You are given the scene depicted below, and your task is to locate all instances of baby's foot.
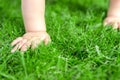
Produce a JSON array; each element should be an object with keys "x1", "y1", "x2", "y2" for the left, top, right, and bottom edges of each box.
[
  {"x1": 11, "y1": 31, "x2": 51, "y2": 53},
  {"x1": 104, "y1": 0, "x2": 120, "y2": 29}
]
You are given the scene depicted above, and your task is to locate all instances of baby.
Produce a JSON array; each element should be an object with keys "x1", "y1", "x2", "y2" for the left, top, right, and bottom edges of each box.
[{"x1": 11, "y1": 0, "x2": 120, "y2": 53}]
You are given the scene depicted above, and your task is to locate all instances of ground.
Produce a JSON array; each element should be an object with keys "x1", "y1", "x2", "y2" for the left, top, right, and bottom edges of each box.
[{"x1": 0, "y1": 0, "x2": 120, "y2": 80}]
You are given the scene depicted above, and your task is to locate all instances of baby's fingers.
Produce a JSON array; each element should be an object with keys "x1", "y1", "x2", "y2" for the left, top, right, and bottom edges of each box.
[
  {"x1": 44, "y1": 35, "x2": 51, "y2": 45},
  {"x1": 113, "y1": 22, "x2": 119, "y2": 29},
  {"x1": 20, "y1": 41, "x2": 31, "y2": 52},
  {"x1": 31, "y1": 38, "x2": 43, "y2": 49},
  {"x1": 11, "y1": 44, "x2": 19, "y2": 53},
  {"x1": 11, "y1": 37, "x2": 23, "y2": 46},
  {"x1": 17, "y1": 39, "x2": 27, "y2": 50}
]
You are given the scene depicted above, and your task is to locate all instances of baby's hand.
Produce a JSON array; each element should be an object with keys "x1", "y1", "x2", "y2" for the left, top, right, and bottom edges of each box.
[
  {"x1": 11, "y1": 31, "x2": 51, "y2": 53},
  {"x1": 104, "y1": 17, "x2": 120, "y2": 29},
  {"x1": 104, "y1": 0, "x2": 120, "y2": 29}
]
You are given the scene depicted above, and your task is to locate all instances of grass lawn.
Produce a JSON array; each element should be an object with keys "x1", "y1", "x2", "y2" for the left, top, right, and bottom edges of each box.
[{"x1": 0, "y1": 0, "x2": 120, "y2": 80}]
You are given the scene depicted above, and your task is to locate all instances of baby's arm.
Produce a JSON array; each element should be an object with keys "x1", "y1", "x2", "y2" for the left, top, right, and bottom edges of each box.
[
  {"x1": 104, "y1": 0, "x2": 120, "y2": 28},
  {"x1": 11, "y1": 0, "x2": 51, "y2": 53},
  {"x1": 22, "y1": 0, "x2": 46, "y2": 32}
]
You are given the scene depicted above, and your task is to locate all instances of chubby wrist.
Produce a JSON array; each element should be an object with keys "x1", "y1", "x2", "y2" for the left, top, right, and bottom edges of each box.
[
  {"x1": 25, "y1": 27, "x2": 46, "y2": 33},
  {"x1": 24, "y1": 18, "x2": 47, "y2": 32},
  {"x1": 26, "y1": 30, "x2": 46, "y2": 33}
]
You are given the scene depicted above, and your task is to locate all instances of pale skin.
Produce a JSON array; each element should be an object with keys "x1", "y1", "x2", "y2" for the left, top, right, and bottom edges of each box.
[
  {"x1": 104, "y1": 0, "x2": 120, "y2": 29},
  {"x1": 11, "y1": 0, "x2": 51, "y2": 53},
  {"x1": 11, "y1": 0, "x2": 120, "y2": 53}
]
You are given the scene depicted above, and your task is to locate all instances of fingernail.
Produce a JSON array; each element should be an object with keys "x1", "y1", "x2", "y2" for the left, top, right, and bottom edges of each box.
[
  {"x1": 11, "y1": 43, "x2": 13, "y2": 46},
  {"x1": 104, "y1": 22, "x2": 107, "y2": 26},
  {"x1": 11, "y1": 50, "x2": 14, "y2": 53},
  {"x1": 113, "y1": 23, "x2": 118, "y2": 29}
]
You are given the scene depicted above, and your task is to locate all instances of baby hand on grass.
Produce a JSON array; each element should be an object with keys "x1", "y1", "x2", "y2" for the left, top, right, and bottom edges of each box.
[
  {"x1": 11, "y1": 31, "x2": 51, "y2": 53},
  {"x1": 104, "y1": 17, "x2": 120, "y2": 29},
  {"x1": 104, "y1": 0, "x2": 120, "y2": 29}
]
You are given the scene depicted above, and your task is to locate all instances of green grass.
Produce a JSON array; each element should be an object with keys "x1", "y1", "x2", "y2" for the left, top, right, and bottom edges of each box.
[{"x1": 0, "y1": 0, "x2": 120, "y2": 80}]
